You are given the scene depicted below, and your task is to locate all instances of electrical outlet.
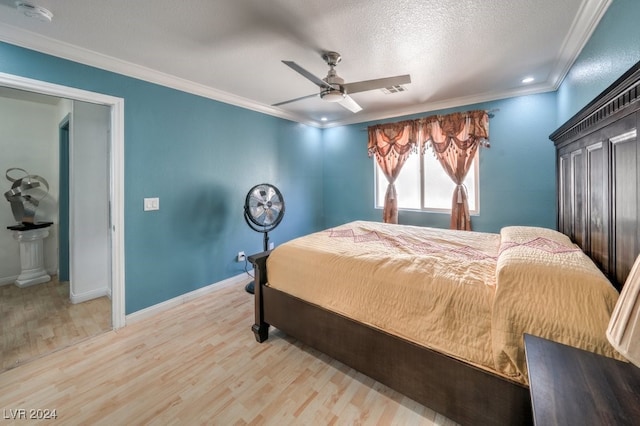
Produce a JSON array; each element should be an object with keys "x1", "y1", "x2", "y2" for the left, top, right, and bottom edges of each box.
[
  {"x1": 237, "y1": 251, "x2": 245, "y2": 262},
  {"x1": 268, "y1": 242, "x2": 274, "y2": 250}
]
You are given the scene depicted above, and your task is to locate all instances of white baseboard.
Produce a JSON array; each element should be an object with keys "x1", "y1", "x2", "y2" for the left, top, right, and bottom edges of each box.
[
  {"x1": 125, "y1": 271, "x2": 253, "y2": 325},
  {"x1": 0, "y1": 275, "x2": 19, "y2": 286},
  {"x1": 70, "y1": 287, "x2": 110, "y2": 304}
]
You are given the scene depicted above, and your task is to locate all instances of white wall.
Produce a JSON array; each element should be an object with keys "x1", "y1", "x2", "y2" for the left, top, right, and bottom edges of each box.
[
  {"x1": 69, "y1": 101, "x2": 111, "y2": 302},
  {"x1": 0, "y1": 92, "x2": 60, "y2": 284},
  {"x1": 0, "y1": 93, "x2": 110, "y2": 303}
]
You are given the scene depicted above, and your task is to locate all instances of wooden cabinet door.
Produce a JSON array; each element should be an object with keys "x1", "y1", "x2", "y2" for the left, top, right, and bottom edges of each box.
[
  {"x1": 557, "y1": 147, "x2": 587, "y2": 247},
  {"x1": 570, "y1": 149, "x2": 586, "y2": 248},
  {"x1": 609, "y1": 115, "x2": 638, "y2": 287},
  {"x1": 585, "y1": 140, "x2": 608, "y2": 274},
  {"x1": 558, "y1": 153, "x2": 572, "y2": 237}
]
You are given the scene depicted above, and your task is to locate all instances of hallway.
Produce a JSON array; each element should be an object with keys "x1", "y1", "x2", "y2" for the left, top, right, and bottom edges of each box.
[{"x1": 0, "y1": 276, "x2": 110, "y2": 371}]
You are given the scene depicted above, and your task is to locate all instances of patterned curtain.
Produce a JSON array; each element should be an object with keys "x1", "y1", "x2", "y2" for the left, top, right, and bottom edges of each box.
[
  {"x1": 367, "y1": 120, "x2": 417, "y2": 224},
  {"x1": 419, "y1": 110, "x2": 489, "y2": 230}
]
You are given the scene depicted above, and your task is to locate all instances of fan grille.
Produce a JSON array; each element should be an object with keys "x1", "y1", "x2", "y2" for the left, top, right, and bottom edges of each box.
[{"x1": 245, "y1": 184, "x2": 284, "y2": 230}]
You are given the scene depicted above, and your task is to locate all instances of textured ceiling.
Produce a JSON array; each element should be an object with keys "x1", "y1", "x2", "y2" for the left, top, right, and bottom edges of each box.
[{"x1": 0, "y1": 0, "x2": 611, "y2": 127}]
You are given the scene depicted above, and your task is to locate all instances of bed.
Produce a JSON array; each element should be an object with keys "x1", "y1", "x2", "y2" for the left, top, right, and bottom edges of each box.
[
  {"x1": 250, "y1": 222, "x2": 620, "y2": 424},
  {"x1": 250, "y1": 61, "x2": 640, "y2": 426}
]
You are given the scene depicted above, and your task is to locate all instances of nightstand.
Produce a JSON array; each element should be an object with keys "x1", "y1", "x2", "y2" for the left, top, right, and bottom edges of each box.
[{"x1": 524, "y1": 333, "x2": 640, "y2": 425}]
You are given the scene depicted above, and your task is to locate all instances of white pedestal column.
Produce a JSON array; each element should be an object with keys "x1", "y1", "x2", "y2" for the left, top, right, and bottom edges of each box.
[{"x1": 11, "y1": 226, "x2": 51, "y2": 288}]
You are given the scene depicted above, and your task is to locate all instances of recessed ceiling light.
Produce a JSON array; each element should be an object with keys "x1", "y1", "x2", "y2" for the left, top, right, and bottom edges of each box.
[
  {"x1": 522, "y1": 77, "x2": 535, "y2": 84},
  {"x1": 320, "y1": 117, "x2": 328, "y2": 122},
  {"x1": 15, "y1": 1, "x2": 53, "y2": 22}
]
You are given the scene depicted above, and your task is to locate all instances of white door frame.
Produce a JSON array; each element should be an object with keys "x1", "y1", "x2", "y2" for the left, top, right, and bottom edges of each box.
[{"x1": 0, "y1": 71, "x2": 125, "y2": 329}]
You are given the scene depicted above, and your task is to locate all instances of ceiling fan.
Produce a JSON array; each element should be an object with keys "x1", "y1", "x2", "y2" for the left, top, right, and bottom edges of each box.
[{"x1": 273, "y1": 51, "x2": 411, "y2": 113}]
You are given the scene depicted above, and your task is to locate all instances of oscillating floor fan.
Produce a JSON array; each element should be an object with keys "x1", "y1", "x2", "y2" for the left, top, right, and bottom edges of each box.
[{"x1": 243, "y1": 183, "x2": 285, "y2": 294}]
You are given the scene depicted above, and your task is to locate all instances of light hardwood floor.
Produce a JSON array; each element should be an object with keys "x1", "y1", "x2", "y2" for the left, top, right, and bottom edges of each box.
[
  {"x1": 0, "y1": 278, "x2": 458, "y2": 425},
  {"x1": 0, "y1": 276, "x2": 111, "y2": 371}
]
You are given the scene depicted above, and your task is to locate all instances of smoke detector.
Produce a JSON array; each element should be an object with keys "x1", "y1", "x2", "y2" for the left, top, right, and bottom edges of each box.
[{"x1": 15, "y1": 2, "x2": 53, "y2": 22}]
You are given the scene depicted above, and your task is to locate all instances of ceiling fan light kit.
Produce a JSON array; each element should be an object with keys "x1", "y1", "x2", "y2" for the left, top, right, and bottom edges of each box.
[
  {"x1": 274, "y1": 51, "x2": 410, "y2": 114},
  {"x1": 320, "y1": 88, "x2": 345, "y2": 102}
]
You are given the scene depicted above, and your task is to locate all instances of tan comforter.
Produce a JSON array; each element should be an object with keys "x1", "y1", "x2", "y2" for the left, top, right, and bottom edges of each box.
[
  {"x1": 266, "y1": 221, "x2": 620, "y2": 384},
  {"x1": 492, "y1": 226, "x2": 622, "y2": 382}
]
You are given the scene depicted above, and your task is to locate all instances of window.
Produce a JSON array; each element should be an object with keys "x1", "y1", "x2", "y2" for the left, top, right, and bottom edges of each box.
[{"x1": 374, "y1": 150, "x2": 479, "y2": 213}]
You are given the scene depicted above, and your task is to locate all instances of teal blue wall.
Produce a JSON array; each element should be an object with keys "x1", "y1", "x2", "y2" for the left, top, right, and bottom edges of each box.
[
  {"x1": 0, "y1": 42, "x2": 323, "y2": 313},
  {"x1": 2, "y1": 0, "x2": 638, "y2": 313},
  {"x1": 557, "y1": 0, "x2": 640, "y2": 123},
  {"x1": 322, "y1": 92, "x2": 558, "y2": 233}
]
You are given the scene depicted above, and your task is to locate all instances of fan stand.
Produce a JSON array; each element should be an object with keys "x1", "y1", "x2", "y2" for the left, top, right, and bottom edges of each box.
[
  {"x1": 243, "y1": 183, "x2": 285, "y2": 295},
  {"x1": 245, "y1": 231, "x2": 270, "y2": 294}
]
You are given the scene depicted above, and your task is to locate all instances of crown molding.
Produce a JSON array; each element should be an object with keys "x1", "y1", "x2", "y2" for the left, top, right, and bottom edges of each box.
[
  {"x1": 0, "y1": 0, "x2": 610, "y2": 130},
  {"x1": 547, "y1": 0, "x2": 612, "y2": 91},
  {"x1": 0, "y1": 23, "x2": 322, "y2": 127},
  {"x1": 325, "y1": 83, "x2": 557, "y2": 128},
  {"x1": 550, "y1": 59, "x2": 640, "y2": 147}
]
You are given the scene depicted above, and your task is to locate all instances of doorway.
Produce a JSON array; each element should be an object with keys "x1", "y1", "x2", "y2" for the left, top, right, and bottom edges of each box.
[{"x1": 0, "y1": 73, "x2": 125, "y2": 330}]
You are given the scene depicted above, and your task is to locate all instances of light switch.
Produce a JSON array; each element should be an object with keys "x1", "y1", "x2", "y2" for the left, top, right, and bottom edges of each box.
[{"x1": 144, "y1": 197, "x2": 159, "y2": 211}]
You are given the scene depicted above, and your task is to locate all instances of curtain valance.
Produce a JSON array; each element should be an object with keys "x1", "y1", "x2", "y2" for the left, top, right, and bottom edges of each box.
[
  {"x1": 367, "y1": 120, "x2": 418, "y2": 162},
  {"x1": 418, "y1": 110, "x2": 489, "y2": 153}
]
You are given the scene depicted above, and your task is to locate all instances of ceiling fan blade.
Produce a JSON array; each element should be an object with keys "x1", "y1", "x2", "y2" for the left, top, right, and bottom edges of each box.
[
  {"x1": 343, "y1": 74, "x2": 411, "y2": 94},
  {"x1": 338, "y1": 95, "x2": 362, "y2": 113},
  {"x1": 282, "y1": 61, "x2": 332, "y2": 89},
  {"x1": 272, "y1": 93, "x2": 318, "y2": 107}
]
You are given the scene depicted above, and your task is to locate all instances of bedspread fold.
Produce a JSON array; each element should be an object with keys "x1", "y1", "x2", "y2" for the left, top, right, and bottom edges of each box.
[{"x1": 492, "y1": 226, "x2": 621, "y2": 383}]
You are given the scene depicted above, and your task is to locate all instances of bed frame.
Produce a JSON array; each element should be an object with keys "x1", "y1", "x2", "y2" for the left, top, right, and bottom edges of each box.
[
  {"x1": 249, "y1": 252, "x2": 531, "y2": 425},
  {"x1": 249, "y1": 60, "x2": 640, "y2": 425}
]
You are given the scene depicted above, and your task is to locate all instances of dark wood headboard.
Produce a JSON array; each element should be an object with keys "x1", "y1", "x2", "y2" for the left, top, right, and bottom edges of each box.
[{"x1": 550, "y1": 60, "x2": 640, "y2": 290}]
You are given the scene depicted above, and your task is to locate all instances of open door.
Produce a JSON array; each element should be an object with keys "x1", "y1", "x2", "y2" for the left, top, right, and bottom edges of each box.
[
  {"x1": 58, "y1": 116, "x2": 70, "y2": 282},
  {"x1": 68, "y1": 101, "x2": 111, "y2": 304}
]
